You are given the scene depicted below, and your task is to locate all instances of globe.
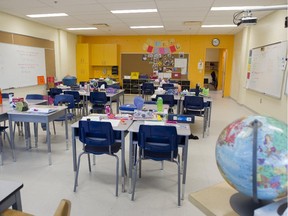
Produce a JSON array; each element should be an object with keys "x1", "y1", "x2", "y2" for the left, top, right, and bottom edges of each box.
[{"x1": 215, "y1": 115, "x2": 288, "y2": 200}]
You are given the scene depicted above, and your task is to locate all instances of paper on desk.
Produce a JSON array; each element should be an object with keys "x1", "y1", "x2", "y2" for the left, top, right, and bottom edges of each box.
[
  {"x1": 101, "y1": 119, "x2": 120, "y2": 127},
  {"x1": 81, "y1": 116, "x2": 101, "y2": 121},
  {"x1": 144, "y1": 121, "x2": 165, "y2": 126},
  {"x1": 28, "y1": 107, "x2": 56, "y2": 113}
]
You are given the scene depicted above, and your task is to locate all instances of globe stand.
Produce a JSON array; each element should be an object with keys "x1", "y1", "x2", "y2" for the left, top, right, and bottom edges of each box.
[{"x1": 229, "y1": 193, "x2": 272, "y2": 216}]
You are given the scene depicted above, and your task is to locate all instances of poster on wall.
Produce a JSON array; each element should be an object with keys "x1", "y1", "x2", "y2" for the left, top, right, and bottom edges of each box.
[{"x1": 174, "y1": 58, "x2": 187, "y2": 74}]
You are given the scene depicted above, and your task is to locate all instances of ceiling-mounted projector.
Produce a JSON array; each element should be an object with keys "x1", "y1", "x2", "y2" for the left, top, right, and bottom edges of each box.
[{"x1": 240, "y1": 16, "x2": 257, "y2": 26}]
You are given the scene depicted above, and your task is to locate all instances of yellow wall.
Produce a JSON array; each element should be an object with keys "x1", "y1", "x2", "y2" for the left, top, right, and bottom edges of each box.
[{"x1": 78, "y1": 35, "x2": 234, "y2": 96}]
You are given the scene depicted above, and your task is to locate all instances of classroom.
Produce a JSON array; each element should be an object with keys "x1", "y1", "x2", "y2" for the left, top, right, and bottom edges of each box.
[{"x1": 0, "y1": 1, "x2": 287, "y2": 215}]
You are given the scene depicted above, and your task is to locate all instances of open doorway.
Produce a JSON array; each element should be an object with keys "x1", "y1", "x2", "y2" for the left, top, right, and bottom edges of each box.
[{"x1": 205, "y1": 48, "x2": 227, "y2": 96}]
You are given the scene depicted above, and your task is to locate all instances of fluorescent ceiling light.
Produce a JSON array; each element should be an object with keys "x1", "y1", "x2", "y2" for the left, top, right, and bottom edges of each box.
[
  {"x1": 130, "y1": 25, "x2": 164, "y2": 29},
  {"x1": 211, "y1": 5, "x2": 288, "y2": 11},
  {"x1": 111, "y1": 9, "x2": 157, "y2": 14},
  {"x1": 27, "y1": 13, "x2": 68, "y2": 18},
  {"x1": 67, "y1": 27, "x2": 97, "y2": 30},
  {"x1": 202, "y1": 24, "x2": 237, "y2": 28}
]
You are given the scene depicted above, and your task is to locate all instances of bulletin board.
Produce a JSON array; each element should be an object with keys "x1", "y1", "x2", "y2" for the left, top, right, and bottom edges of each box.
[
  {"x1": 121, "y1": 53, "x2": 188, "y2": 79},
  {"x1": 0, "y1": 31, "x2": 55, "y2": 89},
  {"x1": 246, "y1": 41, "x2": 287, "y2": 98}
]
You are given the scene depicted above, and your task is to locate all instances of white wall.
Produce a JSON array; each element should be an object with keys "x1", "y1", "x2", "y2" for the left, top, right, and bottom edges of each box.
[
  {"x1": 0, "y1": 12, "x2": 77, "y2": 97},
  {"x1": 231, "y1": 10, "x2": 288, "y2": 123}
]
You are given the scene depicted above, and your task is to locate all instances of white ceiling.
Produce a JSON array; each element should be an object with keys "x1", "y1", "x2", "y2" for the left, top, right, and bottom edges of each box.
[{"x1": 0, "y1": 0, "x2": 286, "y2": 36}]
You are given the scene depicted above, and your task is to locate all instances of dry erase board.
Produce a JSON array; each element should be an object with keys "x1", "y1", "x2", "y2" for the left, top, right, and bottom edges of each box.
[
  {"x1": 0, "y1": 42, "x2": 46, "y2": 89},
  {"x1": 246, "y1": 41, "x2": 287, "y2": 98}
]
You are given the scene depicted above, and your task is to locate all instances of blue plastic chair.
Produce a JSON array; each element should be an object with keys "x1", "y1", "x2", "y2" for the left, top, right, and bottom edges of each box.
[
  {"x1": 26, "y1": 94, "x2": 44, "y2": 100},
  {"x1": 142, "y1": 82, "x2": 154, "y2": 101},
  {"x1": 97, "y1": 81, "x2": 107, "y2": 89},
  {"x1": 49, "y1": 88, "x2": 63, "y2": 99},
  {"x1": 131, "y1": 125, "x2": 181, "y2": 206},
  {"x1": 89, "y1": 92, "x2": 108, "y2": 114},
  {"x1": 52, "y1": 94, "x2": 75, "y2": 134},
  {"x1": 162, "y1": 83, "x2": 174, "y2": 91},
  {"x1": 2, "y1": 92, "x2": 14, "y2": 98},
  {"x1": 183, "y1": 96, "x2": 208, "y2": 137},
  {"x1": 74, "y1": 121, "x2": 121, "y2": 196},
  {"x1": 64, "y1": 91, "x2": 84, "y2": 117}
]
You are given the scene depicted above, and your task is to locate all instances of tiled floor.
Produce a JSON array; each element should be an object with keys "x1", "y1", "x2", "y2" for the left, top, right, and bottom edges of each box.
[{"x1": 0, "y1": 91, "x2": 255, "y2": 216}]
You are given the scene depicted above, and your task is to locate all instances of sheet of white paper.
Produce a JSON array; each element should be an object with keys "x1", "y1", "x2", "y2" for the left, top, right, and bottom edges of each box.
[
  {"x1": 28, "y1": 107, "x2": 56, "y2": 114},
  {"x1": 101, "y1": 119, "x2": 120, "y2": 127},
  {"x1": 144, "y1": 121, "x2": 165, "y2": 126}
]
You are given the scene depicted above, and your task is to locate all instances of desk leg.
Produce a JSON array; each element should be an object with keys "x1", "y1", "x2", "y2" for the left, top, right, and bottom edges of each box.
[
  {"x1": 46, "y1": 122, "x2": 52, "y2": 165},
  {"x1": 182, "y1": 136, "x2": 189, "y2": 200},
  {"x1": 128, "y1": 132, "x2": 133, "y2": 193},
  {"x1": 34, "y1": 123, "x2": 38, "y2": 148},
  {"x1": 65, "y1": 110, "x2": 69, "y2": 150},
  {"x1": 8, "y1": 118, "x2": 16, "y2": 162},
  {"x1": 72, "y1": 128, "x2": 77, "y2": 172},
  {"x1": 12, "y1": 191, "x2": 22, "y2": 211},
  {"x1": 121, "y1": 131, "x2": 125, "y2": 192},
  {"x1": 24, "y1": 122, "x2": 31, "y2": 150}
]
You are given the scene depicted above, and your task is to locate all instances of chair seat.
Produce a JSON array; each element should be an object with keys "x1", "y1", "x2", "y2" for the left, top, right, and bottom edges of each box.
[{"x1": 85, "y1": 142, "x2": 121, "y2": 155}]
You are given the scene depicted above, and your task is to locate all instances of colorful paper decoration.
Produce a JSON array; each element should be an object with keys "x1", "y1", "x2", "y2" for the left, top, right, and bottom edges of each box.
[
  {"x1": 147, "y1": 45, "x2": 153, "y2": 53},
  {"x1": 37, "y1": 76, "x2": 45, "y2": 85},
  {"x1": 169, "y1": 45, "x2": 176, "y2": 53}
]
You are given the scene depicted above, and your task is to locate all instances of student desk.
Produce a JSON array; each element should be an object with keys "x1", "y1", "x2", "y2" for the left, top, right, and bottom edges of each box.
[
  {"x1": 128, "y1": 120, "x2": 191, "y2": 201},
  {"x1": 71, "y1": 116, "x2": 133, "y2": 192},
  {"x1": 7, "y1": 105, "x2": 68, "y2": 165},
  {"x1": 0, "y1": 180, "x2": 23, "y2": 212}
]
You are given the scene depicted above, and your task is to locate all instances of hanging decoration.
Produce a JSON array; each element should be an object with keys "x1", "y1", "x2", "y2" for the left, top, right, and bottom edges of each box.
[{"x1": 142, "y1": 38, "x2": 182, "y2": 73}]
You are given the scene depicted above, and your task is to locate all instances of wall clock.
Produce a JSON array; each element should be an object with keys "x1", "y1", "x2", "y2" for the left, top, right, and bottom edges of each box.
[{"x1": 212, "y1": 38, "x2": 220, "y2": 47}]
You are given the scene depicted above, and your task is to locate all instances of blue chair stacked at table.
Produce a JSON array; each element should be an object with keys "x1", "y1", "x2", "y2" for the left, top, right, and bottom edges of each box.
[
  {"x1": 53, "y1": 94, "x2": 75, "y2": 134},
  {"x1": 49, "y1": 88, "x2": 63, "y2": 99},
  {"x1": 64, "y1": 91, "x2": 84, "y2": 117},
  {"x1": 97, "y1": 81, "x2": 107, "y2": 89},
  {"x1": 131, "y1": 125, "x2": 181, "y2": 206},
  {"x1": 183, "y1": 95, "x2": 208, "y2": 137},
  {"x1": 74, "y1": 121, "x2": 121, "y2": 196},
  {"x1": 89, "y1": 91, "x2": 108, "y2": 114},
  {"x1": 162, "y1": 83, "x2": 174, "y2": 91},
  {"x1": 142, "y1": 82, "x2": 155, "y2": 101}
]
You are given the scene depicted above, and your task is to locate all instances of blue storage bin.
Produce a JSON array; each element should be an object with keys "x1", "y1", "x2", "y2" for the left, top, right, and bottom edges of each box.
[{"x1": 63, "y1": 76, "x2": 77, "y2": 86}]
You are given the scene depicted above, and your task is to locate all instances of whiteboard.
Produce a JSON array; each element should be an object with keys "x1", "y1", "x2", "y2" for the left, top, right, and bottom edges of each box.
[
  {"x1": 246, "y1": 41, "x2": 287, "y2": 98},
  {"x1": 0, "y1": 42, "x2": 46, "y2": 89}
]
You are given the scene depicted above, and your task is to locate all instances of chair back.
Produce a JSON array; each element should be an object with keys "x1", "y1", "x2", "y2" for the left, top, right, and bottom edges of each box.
[
  {"x1": 162, "y1": 83, "x2": 174, "y2": 91},
  {"x1": 156, "y1": 94, "x2": 175, "y2": 107},
  {"x1": 2, "y1": 93, "x2": 14, "y2": 98},
  {"x1": 26, "y1": 94, "x2": 44, "y2": 100},
  {"x1": 79, "y1": 121, "x2": 115, "y2": 153},
  {"x1": 97, "y1": 81, "x2": 108, "y2": 89},
  {"x1": 64, "y1": 91, "x2": 81, "y2": 103},
  {"x1": 138, "y1": 125, "x2": 178, "y2": 161},
  {"x1": 54, "y1": 94, "x2": 75, "y2": 109},
  {"x1": 183, "y1": 95, "x2": 204, "y2": 110},
  {"x1": 89, "y1": 91, "x2": 107, "y2": 105},
  {"x1": 49, "y1": 88, "x2": 63, "y2": 98},
  {"x1": 142, "y1": 82, "x2": 154, "y2": 94}
]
